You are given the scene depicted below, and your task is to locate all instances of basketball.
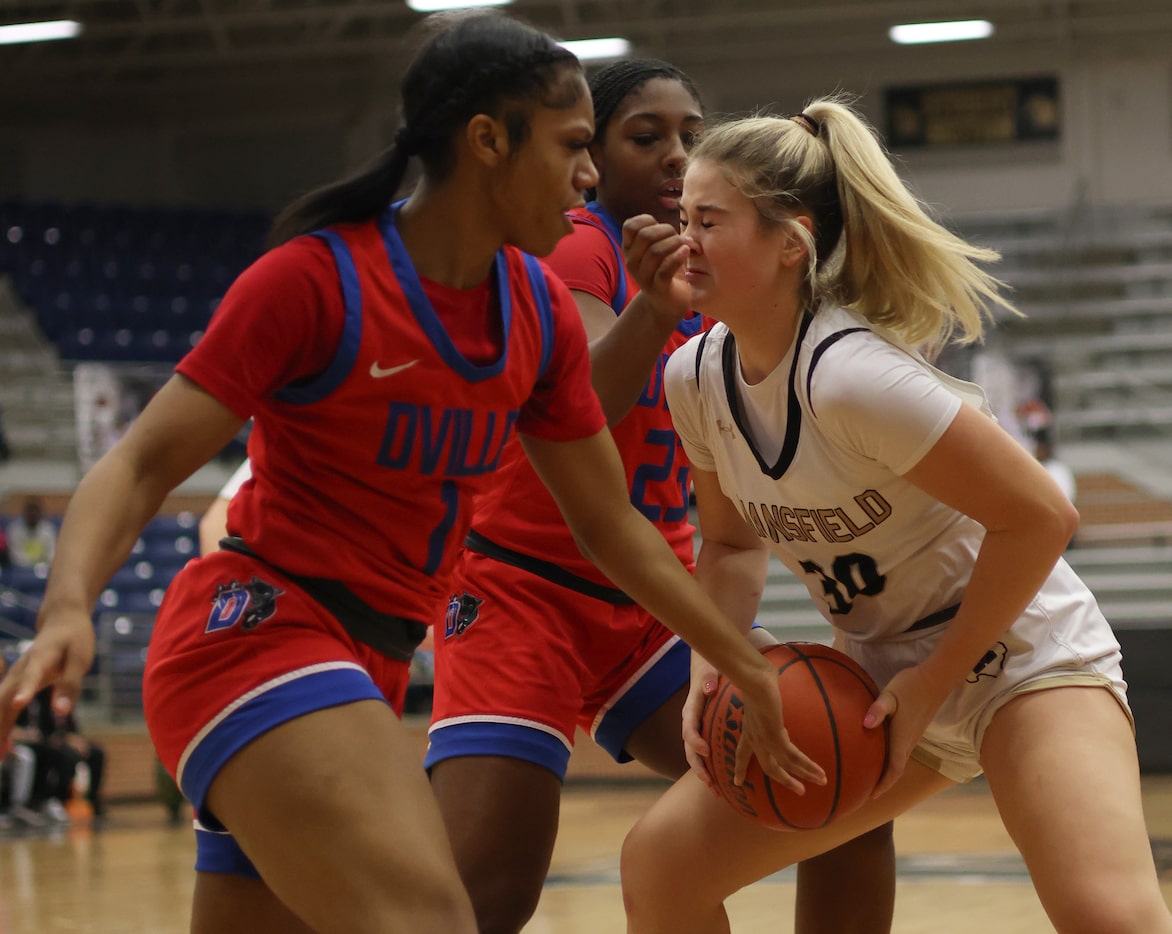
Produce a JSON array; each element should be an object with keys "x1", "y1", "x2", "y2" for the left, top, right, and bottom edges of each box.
[{"x1": 699, "y1": 642, "x2": 888, "y2": 831}]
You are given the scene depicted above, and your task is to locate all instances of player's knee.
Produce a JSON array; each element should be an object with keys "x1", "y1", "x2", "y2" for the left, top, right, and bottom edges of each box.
[
  {"x1": 383, "y1": 876, "x2": 477, "y2": 934},
  {"x1": 465, "y1": 876, "x2": 543, "y2": 934},
  {"x1": 1045, "y1": 875, "x2": 1169, "y2": 934},
  {"x1": 620, "y1": 814, "x2": 680, "y2": 913}
]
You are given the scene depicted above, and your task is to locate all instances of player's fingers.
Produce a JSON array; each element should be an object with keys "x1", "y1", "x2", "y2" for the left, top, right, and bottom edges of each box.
[
  {"x1": 863, "y1": 690, "x2": 898, "y2": 729},
  {"x1": 620, "y1": 213, "x2": 659, "y2": 250},
  {"x1": 682, "y1": 721, "x2": 708, "y2": 756},
  {"x1": 50, "y1": 665, "x2": 84, "y2": 717},
  {"x1": 627, "y1": 223, "x2": 683, "y2": 273},
  {"x1": 0, "y1": 658, "x2": 33, "y2": 747},
  {"x1": 53, "y1": 650, "x2": 89, "y2": 716},
  {"x1": 749, "y1": 724, "x2": 826, "y2": 787},
  {"x1": 8, "y1": 651, "x2": 49, "y2": 708},
  {"x1": 732, "y1": 732, "x2": 807, "y2": 791},
  {"x1": 772, "y1": 741, "x2": 826, "y2": 787},
  {"x1": 652, "y1": 244, "x2": 690, "y2": 284},
  {"x1": 643, "y1": 229, "x2": 686, "y2": 260},
  {"x1": 684, "y1": 744, "x2": 717, "y2": 792}
]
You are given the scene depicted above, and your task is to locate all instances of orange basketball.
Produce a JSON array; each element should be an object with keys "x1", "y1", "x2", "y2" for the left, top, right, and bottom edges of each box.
[{"x1": 699, "y1": 642, "x2": 888, "y2": 831}]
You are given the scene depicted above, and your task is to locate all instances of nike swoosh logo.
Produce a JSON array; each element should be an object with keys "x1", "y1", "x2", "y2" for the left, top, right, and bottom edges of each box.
[{"x1": 370, "y1": 360, "x2": 420, "y2": 378}]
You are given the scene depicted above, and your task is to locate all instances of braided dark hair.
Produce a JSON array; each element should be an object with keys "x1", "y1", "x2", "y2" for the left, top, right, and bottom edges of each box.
[
  {"x1": 269, "y1": 11, "x2": 581, "y2": 247},
  {"x1": 588, "y1": 59, "x2": 703, "y2": 147}
]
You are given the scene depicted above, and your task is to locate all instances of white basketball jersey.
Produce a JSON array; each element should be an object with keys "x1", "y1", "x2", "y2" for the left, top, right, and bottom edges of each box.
[{"x1": 665, "y1": 305, "x2": 1097, "y2": 643}]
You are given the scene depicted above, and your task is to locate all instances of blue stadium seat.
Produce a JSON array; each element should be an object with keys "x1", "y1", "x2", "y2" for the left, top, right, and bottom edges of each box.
[
  {"x1": 118, "y1": 590, "x2": 162, "y2": 616},
  {"x1": 1, "y1": 565, "x2": 50, "y2": 596}
]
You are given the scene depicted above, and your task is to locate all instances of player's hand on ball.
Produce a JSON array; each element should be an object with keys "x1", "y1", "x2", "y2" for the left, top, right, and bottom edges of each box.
[
  {"x1": 682, "y1": 661, "x2": 720, "y2": 793},
  {"x1": 865, "y1": 664, "x2": 947, "y2": 796},
  {"x1": 736, "y1": 664, "x2": 827, "y2": 794}
]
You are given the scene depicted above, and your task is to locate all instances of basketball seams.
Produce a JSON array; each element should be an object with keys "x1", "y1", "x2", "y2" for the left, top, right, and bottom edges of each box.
[
  {"x1": 788, "y1": 645, "x2": 843, "y2": 828},
  {"x1": 781, "y1": 644, "x2": 891, "y2": 784},
  {"x1": 768, "y1": 646, "x2": 843, "y2": 825}
]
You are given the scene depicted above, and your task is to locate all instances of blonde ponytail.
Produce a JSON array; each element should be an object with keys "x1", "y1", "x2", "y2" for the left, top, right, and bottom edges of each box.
[{"x1": 689, "y1": 96, "x2": 1018, "y2": 351}]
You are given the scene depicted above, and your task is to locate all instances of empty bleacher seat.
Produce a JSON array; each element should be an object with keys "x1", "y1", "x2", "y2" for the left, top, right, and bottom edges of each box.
[
  {"x1": 1, "y1": 564, "x2": 50, "y2": 596},
  {"x1": 0, "y1": 200, "x2": 269, "y2": 366}
]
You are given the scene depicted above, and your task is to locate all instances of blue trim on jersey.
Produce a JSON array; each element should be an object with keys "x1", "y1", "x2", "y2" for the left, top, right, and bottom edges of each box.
[
  {"x1": 593, "y1": 637, "x2": 690, "y2": 763},
  {"x1": 581, "y1": 202, "x2": 628, "y2": 313},
  {"x1": 424, "y1": 721, "x2": 573, "y2": 780},
  {"x1": 379, "y1": 202, "x2": 511, "y2": 382},
  {"x1": 195, "y1": 826, "x2": 263, "y2": 879},
  {"x1": 180, "y1": 667, "x2": 384, "y2": 830},
  {"x1": 275, "y1": 229, "x2": 364, "y2": 405},
  {"x1": 676, "y1": 314, "x2": 705, "y2": 338},
  {"x1": 521, "y1": 254, "x2": 556, "y2": 381}
]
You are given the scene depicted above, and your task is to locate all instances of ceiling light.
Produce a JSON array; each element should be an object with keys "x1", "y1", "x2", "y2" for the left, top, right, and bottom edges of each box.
[
  {"x1": 889, "y1": 20, "x2": 994, "y2": 45},
  {"x1": 405, "y1": 0, "x2": 512, "y2": 11},
  {"x1": 0, "y1": 19, "x2": 83, "y2": 45},
  {"x1": 559, "y1": 37, "x2": 631, "y2": 62}
]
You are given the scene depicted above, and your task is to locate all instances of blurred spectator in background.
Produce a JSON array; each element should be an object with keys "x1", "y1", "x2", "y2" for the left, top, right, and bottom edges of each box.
[
  {"x1": 0, "y1": 522, "x2": 10, "y2": 570},
  {"x1": 13, "y1": 684, "x2": 107, "y2": 822},
  {"x1": 0, "y1": 736, "x2": 44, "y2": 830},
  {"x1": 6, "y1": 497, "x2": 57, "y2": 568}
]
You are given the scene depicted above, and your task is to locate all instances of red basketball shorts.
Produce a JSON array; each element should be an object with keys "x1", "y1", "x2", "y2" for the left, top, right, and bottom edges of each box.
[
  {"x1": 425, "y1": 549, "x2": 690, "y2": 779},
  {"x1": 143, "y1": 550, "x2": 411, "y2": 876}
]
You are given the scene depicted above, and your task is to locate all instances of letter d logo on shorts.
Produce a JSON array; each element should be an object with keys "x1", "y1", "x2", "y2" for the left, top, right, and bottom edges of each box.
[
  {"x1": 206, "y1": 577, "x2": 285, "y2": 634},
  {"x1": 444, "y1": 591, "x2": 484, "y2": 639}
]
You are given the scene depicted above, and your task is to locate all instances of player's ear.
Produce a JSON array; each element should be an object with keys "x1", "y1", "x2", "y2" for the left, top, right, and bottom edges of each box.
[
  {"x1": 466, "y1": 114, "x2": 508, "y2": 168},
  {"x1": 779, "y1": 214, "x2": 814, "y2": 268}
]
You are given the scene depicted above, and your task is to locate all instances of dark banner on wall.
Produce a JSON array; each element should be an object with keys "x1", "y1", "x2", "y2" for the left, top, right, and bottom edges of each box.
[{"x1": 885, "y1": 76, "x2": 1060, "y2": 149}]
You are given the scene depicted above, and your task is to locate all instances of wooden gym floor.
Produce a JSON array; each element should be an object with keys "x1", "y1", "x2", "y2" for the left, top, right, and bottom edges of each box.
[{"x1": 2, "y1": 775, "x2": 1171, "y2": 933}]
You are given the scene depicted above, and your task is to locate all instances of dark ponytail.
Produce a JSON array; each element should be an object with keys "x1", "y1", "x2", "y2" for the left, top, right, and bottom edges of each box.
[
  {"x1": 267, "y1": 144, "x2": 412, "y2": 248},
  {"x1": 267, "y1": 10, "x2": 581, "y2": 248}
]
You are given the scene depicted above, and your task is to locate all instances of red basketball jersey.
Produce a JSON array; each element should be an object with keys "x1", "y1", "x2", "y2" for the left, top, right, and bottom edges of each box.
[
  {"x1": 469, "y1": 203, "x2": 703, "y2": 588},
  {"x1": 178, "y1": 205, "x2": 605, "y2": 624}
]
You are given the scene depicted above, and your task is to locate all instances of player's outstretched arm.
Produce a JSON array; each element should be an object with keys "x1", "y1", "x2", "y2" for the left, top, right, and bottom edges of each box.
[
  {"x1": 521, "y1": 428, "x2": 825, "y2": 793},
  {"x1": 0, "y1": 375, "x2": 245, "y2": 748}
]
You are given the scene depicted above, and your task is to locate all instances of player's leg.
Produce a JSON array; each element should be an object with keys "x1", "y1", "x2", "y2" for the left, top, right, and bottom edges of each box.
[
  {"x1": 191, "y1": 873, "x2": 316, "y2": 934},
  {"x1": 625, "y1": 684, "x2": 897, "y2": 933},
  {"x1": 429, "y1": 756, "x2": 562, "y2": 934},
  {"x1": 197, "y1": 699, "x2": 476, "y2": 934},
  {"x1": 621, "y1": 759, "x2": 948, "y2": 934},
  {"x1": 146, "y1": 551, "x2": 475, "y2": 934},
  {"x1": 980, "y1": 685, "x2": 1172, "y2": 934},
  {"x1": 792, "y1": 821, "x2": 896, "y2": 934},
  {"x1": 428, "y1": 553, "x2": 594, "y2": 933},
  {"x1": 615, "y1": 622, "x2": 897, "y2": 934}
]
